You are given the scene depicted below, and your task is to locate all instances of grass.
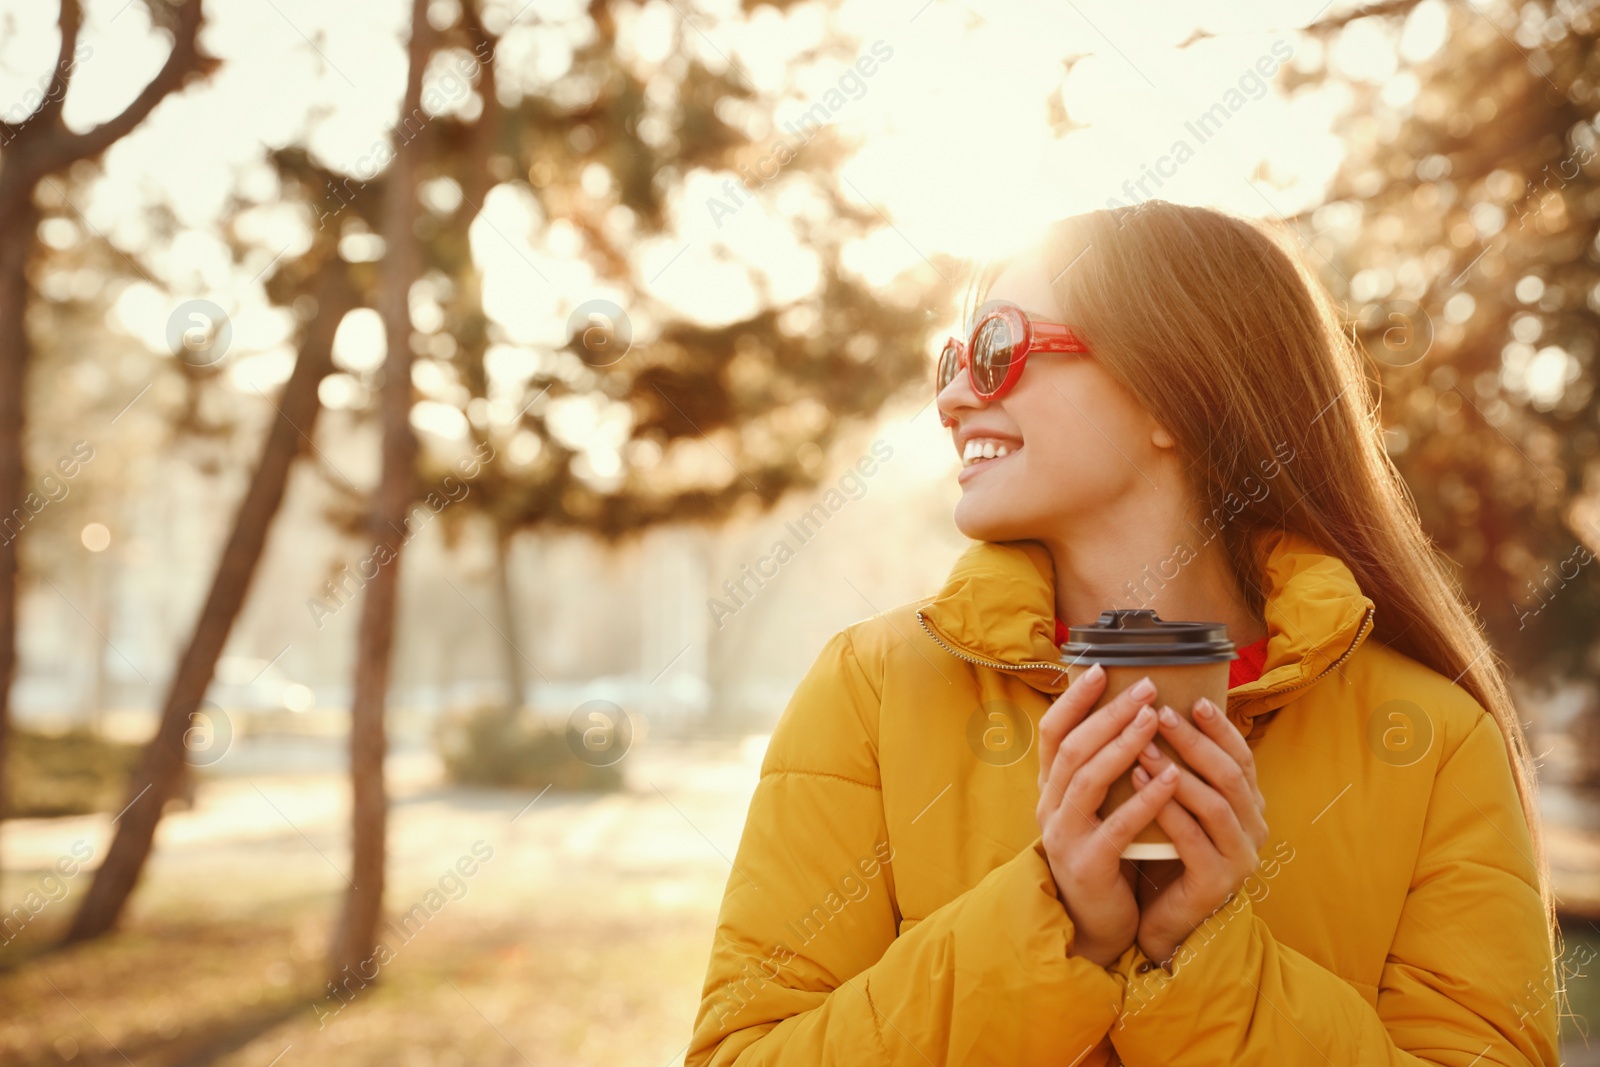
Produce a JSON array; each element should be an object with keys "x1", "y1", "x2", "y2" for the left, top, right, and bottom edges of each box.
[
  {"x1": 0, "y1": 737, "x2": 749, "y2": 1066},
  {"x1": 5, "y1": 729, "x2": 142, "y2": 819},
  {"x1": 435, "y1": 706, "x2": 625, "y2": 792},
  {"x1": 0, "y1": 907, "x2": 710, "y2": 1067}
]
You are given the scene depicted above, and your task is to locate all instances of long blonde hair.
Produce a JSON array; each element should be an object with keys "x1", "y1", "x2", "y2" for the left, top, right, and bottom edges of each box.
[{"x1": 971, "y1": 200, "x2": 1564, "y2": 982}]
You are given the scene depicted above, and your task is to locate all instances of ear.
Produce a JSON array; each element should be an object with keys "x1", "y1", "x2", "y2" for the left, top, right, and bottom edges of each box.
[{"x1": 1151, "y1": 422, "x2": 1176, "y2": 449}]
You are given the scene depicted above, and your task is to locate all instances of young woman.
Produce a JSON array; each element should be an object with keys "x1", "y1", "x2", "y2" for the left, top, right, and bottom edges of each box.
[{"x1": 685, "y1": 201, "x2": 1564, "y2": 1066}]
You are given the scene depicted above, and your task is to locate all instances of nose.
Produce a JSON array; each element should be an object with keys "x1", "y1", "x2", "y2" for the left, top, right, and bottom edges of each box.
[{"x1": 936, "y1": 355, "x2": 988, "y2": 430}]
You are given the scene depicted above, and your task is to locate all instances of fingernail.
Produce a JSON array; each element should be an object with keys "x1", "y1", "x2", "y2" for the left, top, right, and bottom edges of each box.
[
  {"x1": 1133, "y1": 704, "x2": 1154, "y2": 726},
  {"x1": 1142, "y1": 742, "x2": 1161, "y2": 760},
  {"x1": 1087, "y1": 663, "x2": 1105, "y2": 682},
  {"x1": 1195, "y1": 698, "x2": 1216, "y2": 720},
  {"x1": 1159, "y1": 705, "x2": 1180, "y2": 727},
  {"x1": 1132, "y1": 766, "x2": 1150, "y2": 786},
  {"x1": 1159, "y1": 764, "x2": 1178, "y2": 781},
  {"x1": 1130, "y1": 676, "x2": 1156, "y2": 701}
]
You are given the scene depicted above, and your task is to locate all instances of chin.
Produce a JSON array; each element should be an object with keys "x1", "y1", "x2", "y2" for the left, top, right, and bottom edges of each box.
[{"x1": 953, "y1": 494, "x2": 1036, "y2": 543}]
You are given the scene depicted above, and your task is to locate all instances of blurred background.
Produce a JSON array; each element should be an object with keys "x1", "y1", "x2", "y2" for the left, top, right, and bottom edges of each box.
[{"x1": 0, "y1": 0, "x2": 1597, "y2": 1062}]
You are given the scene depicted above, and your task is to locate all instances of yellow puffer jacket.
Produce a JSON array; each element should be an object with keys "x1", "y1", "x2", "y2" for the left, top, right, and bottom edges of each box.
[{"x1": 687, "y1": 528, "x2": 1560, "y2": 1066}]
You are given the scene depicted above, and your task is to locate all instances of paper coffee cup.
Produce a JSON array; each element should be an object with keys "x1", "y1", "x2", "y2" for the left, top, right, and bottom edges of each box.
[{"x1": 1060, "y1": 609, "x2": 1237, "y2": 860}]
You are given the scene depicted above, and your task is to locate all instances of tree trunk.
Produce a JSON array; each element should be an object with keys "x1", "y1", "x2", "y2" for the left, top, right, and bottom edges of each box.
[
  {"x1": 0, "y1": 190, "x2": 36, "y2": 822},
  {"x1": 84, "y1": 550, "x2": 112, "y2": 732},
  {"x1": 0, "y1": 0, "x2": 212, "y2": 876},
  {"x1": 65, "y1": 263, "x2": 354, "y2": 943},
  {"x1": 328, "y1": 0, "x2": 429, "y2": 979},
  {"x1": 494, "y1": 525, "x2": 526, "y2": 712}
]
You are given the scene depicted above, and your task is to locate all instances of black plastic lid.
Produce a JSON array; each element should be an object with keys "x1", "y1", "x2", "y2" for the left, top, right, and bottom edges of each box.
[{"x1": 1060, "y1": 609, "x2": 1238, "y2": 667}]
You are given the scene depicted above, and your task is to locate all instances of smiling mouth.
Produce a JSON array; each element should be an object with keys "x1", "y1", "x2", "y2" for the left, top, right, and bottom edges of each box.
[{"x1": 962, "y1": 438, "x2": 1021, "y2": 469}]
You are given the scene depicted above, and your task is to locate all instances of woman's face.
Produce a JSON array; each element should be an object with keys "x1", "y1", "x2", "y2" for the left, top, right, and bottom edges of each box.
[{"x1": 937, "y1": 247, "x2": 1174, "y2": 544}]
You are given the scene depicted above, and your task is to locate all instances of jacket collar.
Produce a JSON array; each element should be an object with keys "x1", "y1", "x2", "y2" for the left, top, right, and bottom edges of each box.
[{"x1": 914, "y1": 528, "x2": 1376, "y2": 724}]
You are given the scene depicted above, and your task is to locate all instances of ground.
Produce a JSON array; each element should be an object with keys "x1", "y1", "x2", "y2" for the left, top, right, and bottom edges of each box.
[
  {"x1": 0, "y1": 731, "x2": 1596, "y2": 1066},
  {"x1": 0, "y1": 734, "x2": 764, "y2": 1067}
]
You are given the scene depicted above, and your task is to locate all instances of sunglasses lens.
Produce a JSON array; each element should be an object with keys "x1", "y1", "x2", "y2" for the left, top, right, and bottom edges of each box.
[
  {"x1": 971, "y1": 318, "x2": 1017, "y2": 395},
  {"x1": 936, "y1": 341, "x2": 961, "y2": 393}
]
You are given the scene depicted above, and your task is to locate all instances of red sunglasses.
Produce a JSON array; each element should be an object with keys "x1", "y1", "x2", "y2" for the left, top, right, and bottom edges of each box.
[{"x1": 936, "y1": 300, "x2": 1091, "y2": 427}]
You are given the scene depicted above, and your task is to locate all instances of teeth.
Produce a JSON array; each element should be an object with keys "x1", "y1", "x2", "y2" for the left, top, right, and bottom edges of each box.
[{"x1": 962, "y1": 438, "x2": 1018, "y2": 466}]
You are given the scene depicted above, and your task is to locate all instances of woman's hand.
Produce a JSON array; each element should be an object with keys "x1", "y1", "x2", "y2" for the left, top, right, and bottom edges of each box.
[
  {"x1": 1036, "y1": 664, "x2": 1181, "y2": 969},
  {"x1": 1129, "y1": 697, "x2": 1269, "y2": 967}
]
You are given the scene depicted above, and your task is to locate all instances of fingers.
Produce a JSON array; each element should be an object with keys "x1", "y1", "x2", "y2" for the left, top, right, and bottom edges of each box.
[
  {"x1": 1038, "y1": 667, "x2": 1157, "y2": 789},
  {"x1": 1096, "y1": 761, "x2": 1178, "y2": 848},
  {"x1": 1042, "y1": 759, "x2": 1177, "y2": 877},
  {"x1": 1147, "y1": 792, "x2": 1213, "y2": 868},
  {"x1": 1134, "y1": 756, "x2": 1259, "y2": 860},
  {"x1": 1042, "y1": 673, "x2": 1159, "y2": 793},
  {"x1": 1141, "y1": 704, "x2": 1266, "y2": 844},
  {"x1": 1038, "y1": 664, "x2": 1106, "y2": 793},
  {"x1": 1191, "y1": 697, "x2": 1265, "y2": 814},
  {"x1": 1044, "y1": 702, "x2": 1160, "y2": 827},
  {"x1": 1128, "y1": 781, "x2": 1223, "y2": 878}
]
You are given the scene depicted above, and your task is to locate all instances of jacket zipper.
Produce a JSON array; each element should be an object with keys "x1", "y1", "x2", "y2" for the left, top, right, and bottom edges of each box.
[
  {"x1": 1257, "y1": 603, "x2": 1375, "y2": 700},
  {"x1": 915, "y1": 609, "x2": 1069, "y2": 684},
  {"x1": 1231, "y1": 604, "x2": 1374, "y2": 740}
]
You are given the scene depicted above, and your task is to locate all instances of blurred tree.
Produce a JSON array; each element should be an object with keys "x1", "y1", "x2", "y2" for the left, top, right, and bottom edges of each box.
[
  {"x1": 66, "y1": 248, "x2": 358, "y2": 943},
  {"x1": 15, "y1": 194, "x2": 159, "y2": 731},
  {"x1": 397, "y1": 0, "x2": 953, "y2": 738},
  {"x1": 329, "y1": 0, "x2": 430, "y2": 982},
  {"x1": 61, "y1": 0, "x2": 950, "y2": 965},
  {"x1": 0, "y1": 0, "x2": 214, "y2": 851},
  {"x1": 267, "y1": 0, "x2": 952, "y2": 981},
  {"x1": 446, "y1": 9, "x2": 942, "y2": 542},
  {"x1": 1280, "y1": 0, "x2": 1600, "y2": 780}
]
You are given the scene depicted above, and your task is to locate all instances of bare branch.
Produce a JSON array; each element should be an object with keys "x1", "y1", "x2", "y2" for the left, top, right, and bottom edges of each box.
[
  {"x1": 34, "y1": 0, "x2": 218, "y2": 178},
  {"x1": 1303, "y1": 0, "x2": 1428, "y2": 36},
  {"x1": 459, "y1": 0, "x2": 503, "y2": 218},
  {"x1": 33, "y1": 0, "x2": 84, "y2": 134},
  {"x1": 1175, "y1": 0, "x2": 1428, "y2": 49}
]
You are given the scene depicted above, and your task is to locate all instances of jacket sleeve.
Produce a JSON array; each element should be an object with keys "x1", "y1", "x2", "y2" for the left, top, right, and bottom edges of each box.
[
  {"x1": 1106, "y1": 710, "x2": 1560, "y2": 1067},
  {"x1": 686, "y1": 628, "x2": 1128, "y2": 1066}
]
